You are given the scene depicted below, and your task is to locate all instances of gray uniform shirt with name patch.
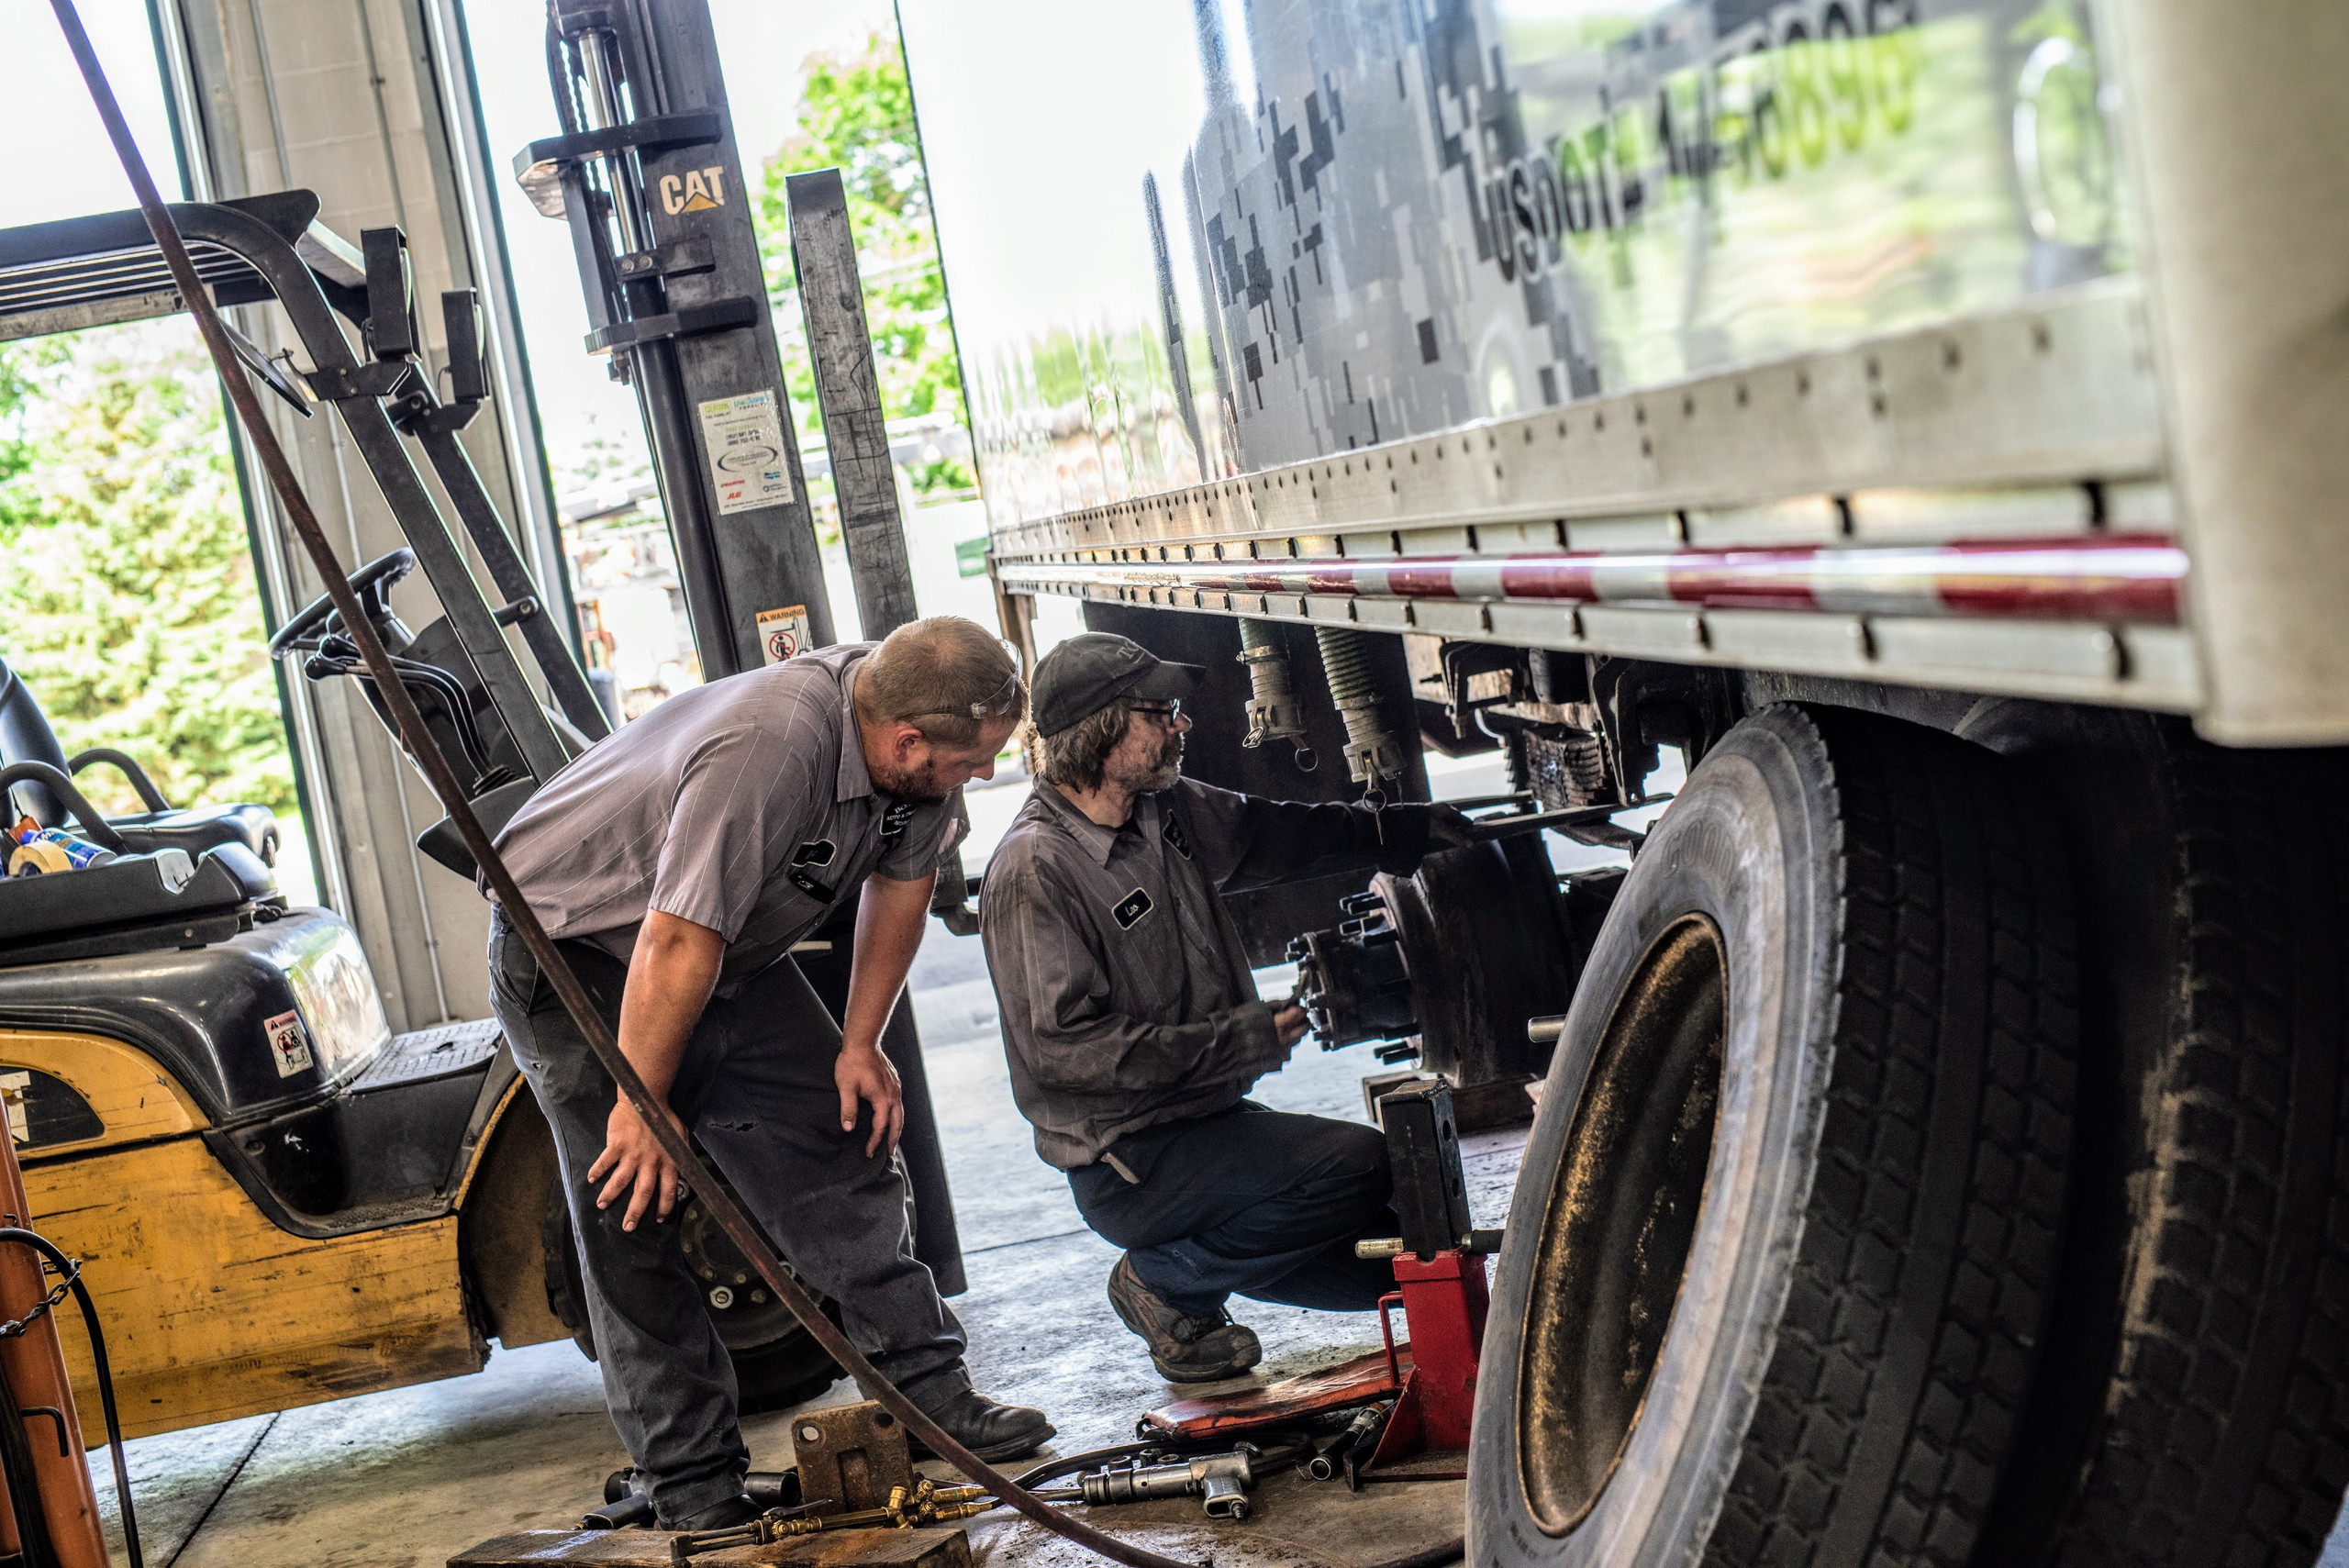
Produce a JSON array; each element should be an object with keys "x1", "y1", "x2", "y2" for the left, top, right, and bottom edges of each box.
[
  {"x1": 492, "y1": 643, "x2": 967, "y2": 995},
  {"x1": 980, "y1": 777, "x2": 1432, "y2": 1170}
]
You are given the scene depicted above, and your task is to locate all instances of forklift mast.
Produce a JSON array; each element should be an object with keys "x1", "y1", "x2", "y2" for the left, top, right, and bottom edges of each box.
[
  {"x1": 510, "y1": 0, "x2": 970, "y2": 1292},
  {"x1": 514, "y1": 1, "x2": 835, "y2": 678}
]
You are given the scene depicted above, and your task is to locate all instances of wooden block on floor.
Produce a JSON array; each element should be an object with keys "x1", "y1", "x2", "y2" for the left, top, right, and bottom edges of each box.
[
  {"x1": 451, "y1": 1527, "x2": 972, "y2": 1568},
  {"x1": 451, "y1": 1532, "x2": 680, "y2": 1565},
  {"x1": 755, "y1": 1529, "x2": 973, "y2": 1568}
]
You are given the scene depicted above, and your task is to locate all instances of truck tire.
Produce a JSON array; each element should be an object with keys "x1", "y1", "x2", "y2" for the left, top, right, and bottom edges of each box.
[
  {"x1": 1467, "y1": 704, "x2": 2076, "y2": 1568},
  {"x1": 541, "y1": 1175, "x2": 842, "y2": 1413},
  {"x1": 1958, "y1": 706, "x2": 2349, "y2": 1568}
]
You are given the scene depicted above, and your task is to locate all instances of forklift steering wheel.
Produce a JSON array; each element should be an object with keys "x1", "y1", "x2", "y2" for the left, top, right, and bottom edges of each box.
[{"x1": 270, "y1": 548, "x2": 416, "y2": 656}]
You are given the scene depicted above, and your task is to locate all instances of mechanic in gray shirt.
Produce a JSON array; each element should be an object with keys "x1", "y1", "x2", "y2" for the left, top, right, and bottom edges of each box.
[
  {"x1": 980, "y1": 633, "x2": 1471, "y2": 1382},
  {"x1": 486, "y1": 617, "x2": 1051, "y2": 1529}
]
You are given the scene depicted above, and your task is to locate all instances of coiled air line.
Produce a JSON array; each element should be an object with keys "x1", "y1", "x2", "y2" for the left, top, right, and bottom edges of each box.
[
  {"x1": 1235, "y1": 618, "x2": 1314, "y2": 769},
  {"x1": 1314, "y1": 628, "x2": 1406, "y2": 788}
]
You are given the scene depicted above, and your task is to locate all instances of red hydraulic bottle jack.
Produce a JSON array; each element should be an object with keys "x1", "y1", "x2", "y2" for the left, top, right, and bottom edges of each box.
[
  {"x1": 1140, "y1": 1080, "x2": 1500, "y2": 1474},
  {"x1": 1358, "y1": 1082, "x2": 1498, "y2": 1466}
]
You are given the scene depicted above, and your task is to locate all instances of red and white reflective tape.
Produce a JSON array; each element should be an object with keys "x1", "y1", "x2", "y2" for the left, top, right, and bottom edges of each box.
[{"x1": 998, "y1": 533, "x2": 2187, "y2": 625}]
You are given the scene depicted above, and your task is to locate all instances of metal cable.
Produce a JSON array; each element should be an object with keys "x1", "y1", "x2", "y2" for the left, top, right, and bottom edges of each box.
[{"x1": 48, "y1": 12, "x2": 1199, "y2": 1567}]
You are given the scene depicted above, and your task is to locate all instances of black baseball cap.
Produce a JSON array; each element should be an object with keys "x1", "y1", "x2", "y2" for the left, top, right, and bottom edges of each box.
[{"x1": 1030, "y1": 633, "x2": 1205, "y2": 737}]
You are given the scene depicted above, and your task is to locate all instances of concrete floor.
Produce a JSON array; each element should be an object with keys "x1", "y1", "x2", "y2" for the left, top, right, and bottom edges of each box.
[{"x1": 75, "y1": 768, "x2": 1522, "y2": 1568}]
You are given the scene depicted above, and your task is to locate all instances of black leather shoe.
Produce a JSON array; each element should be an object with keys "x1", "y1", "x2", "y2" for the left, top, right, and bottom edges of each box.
[
  {"x1": 907, "y1": 1387, "x2": 1057, "y2": 1463},
  {"x1": 662, "y1": 1491, "x2": 762, "y2": 1532}
]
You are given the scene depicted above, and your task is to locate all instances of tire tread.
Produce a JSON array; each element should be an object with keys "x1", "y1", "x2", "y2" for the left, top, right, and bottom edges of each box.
[
  {"x1": 2053, "y1": 742, "x2": 2349, "y2": 1568},
  {"x1": 1702, "y1": 712, "x2": 2076, "y2": 1568}
]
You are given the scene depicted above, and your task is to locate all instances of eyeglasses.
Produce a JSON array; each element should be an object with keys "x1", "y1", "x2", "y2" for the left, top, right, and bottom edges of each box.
[{"x1": 1129, "y1": 701, "x2": 1183, "y2": 728}]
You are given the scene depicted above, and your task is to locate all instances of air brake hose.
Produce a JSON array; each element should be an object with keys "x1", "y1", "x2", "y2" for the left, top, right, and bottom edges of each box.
[
  {"x1": 1235, "y1": 618, "x2": 1314, "y2": 768},
  {"x1": 1313, "y1": 629, "x2": 1405, "y2": 787},
  {"x1": 50, "y1": 14, "x2": 1198, "y2": 1568}
]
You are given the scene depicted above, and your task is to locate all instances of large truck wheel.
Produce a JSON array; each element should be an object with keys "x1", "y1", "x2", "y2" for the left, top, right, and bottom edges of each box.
[
  {"x1": 1959, "y1": 706, "x2": 2349, "y2": 1568},
  {"x1": 1467, "y1": 704, "x2": 2077, "y2": 1568},
  {"x1": 541, "y1": 1175, "x2": 842, "y2": 1413}
]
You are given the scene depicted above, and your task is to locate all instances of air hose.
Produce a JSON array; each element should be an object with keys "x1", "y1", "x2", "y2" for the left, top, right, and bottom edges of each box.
[
  {"x1": 54, "y1": 18, "x2": 1193, "y2": 1568},
  {"x1": 1236, "y1": 619, "x2": 1314, "y2": 769},
  {"x1": 1313, "y1": 629, "x2": 1405, "y2": 787}
]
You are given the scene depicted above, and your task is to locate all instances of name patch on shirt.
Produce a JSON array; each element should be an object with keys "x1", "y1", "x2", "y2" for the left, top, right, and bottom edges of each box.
[
  {"x1": 1111, "y1": 887, "x2": 1154, "y2": 929},
  {"x1": 789, "y1": 840, "x2": 838, "y2": 903},
  {"x1": 1162, "y1": 814, "x2": 1194, "y2": 861},
  {"x1": 879, "y1": 800, "x2": 917, "y2": 844}
]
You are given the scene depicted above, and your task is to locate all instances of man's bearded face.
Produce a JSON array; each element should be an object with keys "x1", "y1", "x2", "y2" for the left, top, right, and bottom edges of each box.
[
  {"x1": 870, "y1": 752, "x2": 953, "y2": 805},
  {"x1": 1108, "y1": 707, "x2": 1186, "y2": 794}
]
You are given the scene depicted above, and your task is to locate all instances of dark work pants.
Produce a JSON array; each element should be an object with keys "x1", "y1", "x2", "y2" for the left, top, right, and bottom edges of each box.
[
  {"x1": 1068, "y1": 1101, "x2": 1398, "y2": 1319},
  {"x1": 487, "y1": 912, "x2": 968, "y2": 1522}
]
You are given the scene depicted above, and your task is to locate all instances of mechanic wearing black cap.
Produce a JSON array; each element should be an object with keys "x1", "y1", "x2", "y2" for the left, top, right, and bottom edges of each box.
[{"x1": 978, "y1": 632, "x2": 1473, "y2": 1382}]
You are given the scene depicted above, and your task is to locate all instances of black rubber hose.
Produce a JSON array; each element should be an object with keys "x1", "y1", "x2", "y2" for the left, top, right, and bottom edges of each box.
[{"x1": 0, "y1": 1229, "x2": 141, "y2": 1568}]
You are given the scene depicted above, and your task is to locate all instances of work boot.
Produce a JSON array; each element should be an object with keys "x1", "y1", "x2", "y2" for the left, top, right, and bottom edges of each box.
[
  {"x1": 1108, "y1": 1253, "x2": 1264, "y2": 1384},
  {"x1": 907, "y1": 1386, "x2": 1057, "y2": 1463},
  {"x1": 662, "y1": 1491, "x2": 761, "y2": 1532}
]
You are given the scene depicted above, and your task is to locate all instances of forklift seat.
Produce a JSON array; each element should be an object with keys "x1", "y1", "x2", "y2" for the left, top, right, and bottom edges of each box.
[{"x1": 0, "y1": 655, "x2": 279, "y2": 869}]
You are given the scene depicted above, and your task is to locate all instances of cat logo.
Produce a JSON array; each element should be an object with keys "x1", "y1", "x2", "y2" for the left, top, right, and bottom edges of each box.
[
  {"x1": 1162, "y1": 814, "x2": 1193, "y2": 861},
  {"x1": 659, "y1": 167, "x2": 728, "y2": 215},
  {"x1": 1111, "y1": 887, "x2": 1154, "y2": 930}
]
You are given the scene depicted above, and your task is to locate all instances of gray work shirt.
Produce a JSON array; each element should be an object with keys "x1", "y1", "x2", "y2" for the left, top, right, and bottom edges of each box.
[
  {"x1": 979, "y1": 776, "x2": 1431, "y2": 1170},
  {"x1": 492, "y1": 643, "x2": 967, "y2": 995}
]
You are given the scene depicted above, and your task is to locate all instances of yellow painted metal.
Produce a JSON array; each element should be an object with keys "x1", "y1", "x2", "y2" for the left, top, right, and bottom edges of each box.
[
  {"x1": 3, "y1": 1029, "x2": 487, "y2": 1439},
  {"x1": 28, "y1": 1136, "x2": 484, "y2": 1438},
  {"x1": 0, "y1": 1028, "x2": 206, "y2": 1154}
]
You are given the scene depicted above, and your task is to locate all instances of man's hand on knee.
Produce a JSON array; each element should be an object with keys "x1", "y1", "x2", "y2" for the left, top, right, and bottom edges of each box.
[
  {"x1": 836, "y1": 1043, "x2": 905, "y2": 1158},
  {"x1": 589, "y1": 1098, "x2": 684, "y2": 1230}
]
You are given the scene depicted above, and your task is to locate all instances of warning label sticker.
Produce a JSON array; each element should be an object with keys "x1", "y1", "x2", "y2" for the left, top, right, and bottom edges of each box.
[
  {"x1": 264, "y1": 1009, "x2": 314, "y2": 1077},
  {"x1": 756, "y1": 605, "x2": 812, "y2": 666},
  {"x1": 697, "y1": 391, "x2": 794, "y2": 516}
]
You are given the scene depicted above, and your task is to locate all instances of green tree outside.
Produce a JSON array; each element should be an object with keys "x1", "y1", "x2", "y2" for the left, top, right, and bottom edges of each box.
[
  {"x1": 754, "y1": 29, "x2": 974, "y2": 495},
  {"x1": 0, "y1": 323, "x2": 295, "y2": 819}
]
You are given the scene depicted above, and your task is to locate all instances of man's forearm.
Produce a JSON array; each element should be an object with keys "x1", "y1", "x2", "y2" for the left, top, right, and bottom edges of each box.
[
  {"x1": 843, "y1": 873, "x2": 932, "y2": 1053},
  {"x1": 618, "y1": 912, "x2": 726, "y2": 1105},
  {"x1": 1018, "y1": 999, "x2": 1286, "y2": 1095}
]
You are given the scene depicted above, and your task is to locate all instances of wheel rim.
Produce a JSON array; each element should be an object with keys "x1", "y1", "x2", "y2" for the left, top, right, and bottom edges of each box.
[
  {"x1": 678, "y1": 1198, "x2": 799, "y2": 1350},
  {"x1": 1517, "y1": 914, "x2": 1727, "y2": 1534}
]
